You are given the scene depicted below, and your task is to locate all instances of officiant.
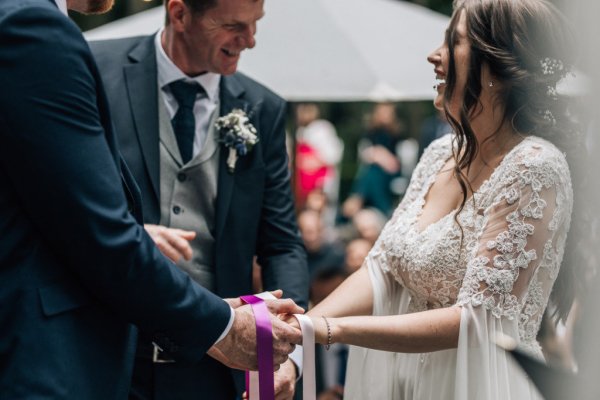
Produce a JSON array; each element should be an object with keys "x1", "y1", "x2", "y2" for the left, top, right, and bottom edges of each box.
[{"x1": 90, "y1": 0, "x2": 308, "y2": 399}]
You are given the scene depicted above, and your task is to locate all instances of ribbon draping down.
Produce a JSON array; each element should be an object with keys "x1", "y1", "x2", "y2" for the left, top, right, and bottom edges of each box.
[{"x1": 241, "y1": 293, "x2": 316, "y2": 400}]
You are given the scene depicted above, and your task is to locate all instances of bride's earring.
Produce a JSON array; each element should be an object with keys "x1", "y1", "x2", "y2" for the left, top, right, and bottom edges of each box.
[{"x1": 488, "y1": 81, "x2": 494, "y2": 87}]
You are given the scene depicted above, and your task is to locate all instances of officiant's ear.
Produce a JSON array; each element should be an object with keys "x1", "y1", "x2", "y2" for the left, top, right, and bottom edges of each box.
[{"x1": 165, "y1": 0, "x2": 190, "y2": 31}]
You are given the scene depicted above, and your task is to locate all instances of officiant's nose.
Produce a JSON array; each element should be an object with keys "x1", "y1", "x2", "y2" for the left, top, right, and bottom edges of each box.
[{"x1": 239, "y1": 23, "x2": 257, "y2": 49}]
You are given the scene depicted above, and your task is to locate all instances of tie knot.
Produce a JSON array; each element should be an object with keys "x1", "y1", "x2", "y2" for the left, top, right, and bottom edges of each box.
[{"x1": 169, "y1": 80, "x2": 203, "y2": 109}]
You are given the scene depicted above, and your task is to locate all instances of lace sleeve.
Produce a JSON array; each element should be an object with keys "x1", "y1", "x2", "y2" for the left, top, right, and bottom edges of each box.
[
  {"x1": 453, "y1": 142, "x2": 572, "y2": 399},
  {"x1": 457, "y1": 145, "x2": 572, "y2": 319}
]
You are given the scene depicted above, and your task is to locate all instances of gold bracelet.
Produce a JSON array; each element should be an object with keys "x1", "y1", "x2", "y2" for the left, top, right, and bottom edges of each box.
[{"x1": 322, "y1": 316, "x2": 332, "y2": 350}]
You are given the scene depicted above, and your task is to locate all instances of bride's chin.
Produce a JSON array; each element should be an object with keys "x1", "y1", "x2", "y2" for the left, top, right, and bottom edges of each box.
[{"x1": 433, "y1": 97, "x2": 445, "y2": 112}]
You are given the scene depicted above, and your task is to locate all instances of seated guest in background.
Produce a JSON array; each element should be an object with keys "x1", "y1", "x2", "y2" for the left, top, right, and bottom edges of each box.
[
  {"x1": 343, "y1": 102, "x2": 405, "y2": 217},
  {"x1": 298, "y1": 209, "x2": 345, "y2": 282}
]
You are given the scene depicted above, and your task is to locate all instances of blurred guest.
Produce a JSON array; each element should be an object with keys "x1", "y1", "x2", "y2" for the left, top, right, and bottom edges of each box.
[
  {"x1": 298, "y1": 210, "x2": 345, "y2": 282},
  {"x1": 295, "y1": 104, "x2": 344, "y2": 211},
  {"x1": 345, "y1": 238, "x2": 372, "y2": 274},
  {"x1": 342, "y1": 103, "x2": 404, "y2": 217},
  {"x1": 352, "y1": 208, "x2": 386, "y2": 245}
]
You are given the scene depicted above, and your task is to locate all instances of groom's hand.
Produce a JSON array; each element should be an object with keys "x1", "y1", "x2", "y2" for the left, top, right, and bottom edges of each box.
[
  {"x1": 144, "y1": 224, "x2": 196, "y2": 262},
  {"x1": 242, "y1": 359, "x2": 297, "y2": 400},
  {"x1": 208, "y1": 298, "x2": 304, "y2": 370},
  {"x1": 274, "y1": 359, "x2": 297, "y2": 400}
]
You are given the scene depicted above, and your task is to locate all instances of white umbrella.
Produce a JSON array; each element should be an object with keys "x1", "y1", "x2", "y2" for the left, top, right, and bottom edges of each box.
[{"x1": 85, "y1": 0, "x2": 450, "y2": 101}]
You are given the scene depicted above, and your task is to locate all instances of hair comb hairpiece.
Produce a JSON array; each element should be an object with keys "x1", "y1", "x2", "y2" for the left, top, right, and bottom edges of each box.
[
  {"x1": 539, "y1": 57, "x2": 571, "y2": 79},
  {"x1": 539, "y1": 109, "x2": 557, "y2": 127}
]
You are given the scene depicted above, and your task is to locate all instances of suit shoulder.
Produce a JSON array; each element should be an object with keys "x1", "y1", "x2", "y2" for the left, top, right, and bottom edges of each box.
[
  {"x1": 0, "y1": 0, "x2": 56, "y2": 19},
  {"x1": 0, "y1": 0, "x2": 77, "y2": 34},
  {"x1": 0, "y1": 0, "x2": 92, "y2": 94},
  {"x1": 89, "y1": 35, "x2": 149, "y2": 63},
  {"x1": 231, "y1": 72, "x2": 286, "y2": 107}
]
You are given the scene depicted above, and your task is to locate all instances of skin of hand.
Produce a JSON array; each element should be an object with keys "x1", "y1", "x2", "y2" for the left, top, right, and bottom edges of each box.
[
  {"x1": 209, "y1": 291, "x2": 305, "y2": 371},
  {"x1": 242, "y1": 358, "x2": 297, "y2": 400},
  {"x1": 370, "y1": 145, "x2": 401, "y2": 174},
  {"x1": 286, "y1": 267, "x2": 461, "y2": 353},
  {"x1": 317, "y1": 385, "x2": 344, "y2": 400},
  {"x1": 144, "y1": 224, "x2": 196, "y2": 262}
]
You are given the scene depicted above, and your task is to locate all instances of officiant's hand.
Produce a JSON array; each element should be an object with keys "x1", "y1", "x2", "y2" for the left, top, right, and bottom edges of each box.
[
  {"x1": 208, "y1": 297, "x2": 304, "y2": 371},
  {"x1": 242, "y1": 358, "x2": 297, "y2": 400},
  {"x1": 144, "y1": 224, "x2": 196, "y2": 262}
]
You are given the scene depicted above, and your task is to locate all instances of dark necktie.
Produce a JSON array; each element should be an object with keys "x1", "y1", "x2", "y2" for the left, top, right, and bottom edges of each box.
[{"x1": 169, "y1": 80, "x2": 204, "y2": 164}]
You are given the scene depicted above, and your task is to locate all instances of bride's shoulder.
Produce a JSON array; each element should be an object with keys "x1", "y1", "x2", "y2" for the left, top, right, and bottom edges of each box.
[
  {"x1": 512, "y1": 136, "x2": 568, "y2": 167},
  {"x1": 507, "y1": 135, "x2": 571, "y2": 185}
]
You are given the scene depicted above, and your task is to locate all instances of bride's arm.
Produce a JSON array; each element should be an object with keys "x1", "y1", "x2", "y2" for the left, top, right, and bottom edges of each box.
[
  {"x1": 307, "y1": 265, "x2": 461, "y2": 353},
  {"x1": 308, "y1": 266, "x2": 374, "y2": 318},
  {"x1": 309, "y1": 305, "x2": 461, "y2": 353}
]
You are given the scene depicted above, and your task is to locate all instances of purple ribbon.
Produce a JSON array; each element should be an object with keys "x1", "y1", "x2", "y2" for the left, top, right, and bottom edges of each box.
[{"x1": 241, "y1": 295, "x2": 274, "y2": 400}]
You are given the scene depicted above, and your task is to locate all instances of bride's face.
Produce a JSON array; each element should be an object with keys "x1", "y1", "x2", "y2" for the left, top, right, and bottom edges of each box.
[{"x1": 427, "y1": 10, "x2": 470, "y2": 119}]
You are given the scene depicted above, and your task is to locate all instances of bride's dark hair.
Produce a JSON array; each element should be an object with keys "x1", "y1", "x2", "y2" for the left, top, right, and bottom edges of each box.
[{"x1": 444, "y1": 0, "x2": 588, "y2": 323}]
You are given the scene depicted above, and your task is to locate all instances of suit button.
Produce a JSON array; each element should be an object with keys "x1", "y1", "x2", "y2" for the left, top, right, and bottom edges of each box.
[
  {"x1": 177, "y1": 173, "x2": 187, "y2": 182},
  {"x1": 172, "y1": 206, "x2": 181, "y2": 215}
]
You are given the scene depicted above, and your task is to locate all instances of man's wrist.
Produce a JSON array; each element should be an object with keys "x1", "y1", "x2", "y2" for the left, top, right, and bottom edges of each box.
[
  {"x1": 213, "y1": 305, "x2": 235, "y2": 346},
  {"x1": 288, "y1": 345, "x2": 303, "y2": 380}
]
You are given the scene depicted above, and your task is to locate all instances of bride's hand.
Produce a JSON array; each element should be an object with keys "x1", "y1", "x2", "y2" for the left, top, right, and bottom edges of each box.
[
  {"x1": 280, "y1": 314, "x2": 300, "y2": 330},
  {"x1": 281, "y1": 314, "x2": 332, "y2": 346}
]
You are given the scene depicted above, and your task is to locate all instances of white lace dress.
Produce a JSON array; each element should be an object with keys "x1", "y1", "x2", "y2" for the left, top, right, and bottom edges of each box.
[{"x1": 344, "y1": 135, "x2": 573, "y2": 399}]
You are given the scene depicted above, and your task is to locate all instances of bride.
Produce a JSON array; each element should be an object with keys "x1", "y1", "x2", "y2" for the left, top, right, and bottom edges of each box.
[{"x1": 300, "y1": 0, "x2": 580, "y2": 398}]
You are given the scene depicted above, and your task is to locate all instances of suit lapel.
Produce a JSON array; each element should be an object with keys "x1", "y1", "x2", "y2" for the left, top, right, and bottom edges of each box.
[
  {"x1": 215, "y1": 75, "x2": 250, "y2": 240},
  {"x1": 123, "y1": 36, "x2": 160, "y2": 204}
]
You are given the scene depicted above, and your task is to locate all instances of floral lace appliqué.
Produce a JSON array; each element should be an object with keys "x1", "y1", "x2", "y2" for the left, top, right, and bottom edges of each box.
[{"x1": 369, "y1": 135, "x2": 573, "y2": 346}]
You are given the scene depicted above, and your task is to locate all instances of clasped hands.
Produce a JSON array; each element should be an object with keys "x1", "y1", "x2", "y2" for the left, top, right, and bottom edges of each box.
[
  {"x1": 208, "y1": 290, "x2": 304, "y2": 400},
  {"x1": 144, "y1": 224, "x2": 308, "y2": 398}
]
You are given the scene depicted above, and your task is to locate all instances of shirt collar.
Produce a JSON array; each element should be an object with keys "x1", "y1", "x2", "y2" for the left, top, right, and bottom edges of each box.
[
  {"x1": 55, "y1": 0, "x2": 68, "y2": 15},
  {"x1": 155, "y1": 29, "x2": 221, "y2": 102}
]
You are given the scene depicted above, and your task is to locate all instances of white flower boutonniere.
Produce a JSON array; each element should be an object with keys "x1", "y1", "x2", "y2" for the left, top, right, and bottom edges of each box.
[{"x1": 216, "y1": 109, "x2": 259, "y2": 173}]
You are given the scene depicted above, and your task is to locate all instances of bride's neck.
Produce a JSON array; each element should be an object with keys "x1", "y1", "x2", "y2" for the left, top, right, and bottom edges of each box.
[{"x1": 469, "y1": 108, "x2": 520, "y2": 163}]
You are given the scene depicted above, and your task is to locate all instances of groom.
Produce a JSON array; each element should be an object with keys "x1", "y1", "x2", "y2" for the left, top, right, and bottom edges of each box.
[
  {"x1": 0, "y1": 0, "x2": 303, "y2": 398},
  {"x1": 90, "y1": 0, "x2": 309, "y2": 398}
]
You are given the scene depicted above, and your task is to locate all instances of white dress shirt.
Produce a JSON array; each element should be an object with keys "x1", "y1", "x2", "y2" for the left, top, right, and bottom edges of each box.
[
  {"x1": 154, "y1": 30, "x2": 234, "y2": 345},
  {"x1": 155, "y1": 29, "x2": 220, "y2": 157},
  {"x1": 55, "y1": 0, "x2": 68, "y2": 15}
]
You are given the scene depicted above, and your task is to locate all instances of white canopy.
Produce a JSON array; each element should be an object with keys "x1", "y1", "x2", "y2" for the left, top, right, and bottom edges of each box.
[{"x1": 85, "y1": 0, "x2": 450, "y2": 102}]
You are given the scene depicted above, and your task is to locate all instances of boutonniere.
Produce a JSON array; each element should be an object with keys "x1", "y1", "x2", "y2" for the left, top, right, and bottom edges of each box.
[{"x1": 216, "y1": 109, "x2": 259, "y2": 173}]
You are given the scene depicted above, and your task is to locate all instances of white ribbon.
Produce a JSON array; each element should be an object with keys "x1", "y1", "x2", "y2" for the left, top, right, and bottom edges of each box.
[
  {"x1": 248, "y1": 292, "x2": 316, "y2": 400},
  {"x1": 292, "y1": 314, "x2": 316, "y2": 400}
]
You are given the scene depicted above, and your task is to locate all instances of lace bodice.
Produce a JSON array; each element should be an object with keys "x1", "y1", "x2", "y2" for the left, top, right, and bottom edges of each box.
[{"x1": 368, "y1": 134, "x2": 573, "y2": 349}]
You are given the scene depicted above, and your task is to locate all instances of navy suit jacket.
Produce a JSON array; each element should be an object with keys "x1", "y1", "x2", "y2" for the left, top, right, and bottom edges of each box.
[
  {"x1": 0, "y1": 2, "x2": 231, "y2": 398},
  {"x1": 90, "y1": 35, "x2": 309, "y2": 397}
]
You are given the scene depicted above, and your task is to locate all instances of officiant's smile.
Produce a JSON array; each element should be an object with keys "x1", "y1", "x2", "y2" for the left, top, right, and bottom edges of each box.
[{"x1": 162, "y1": 0, "x2": 264, "y2": 76}]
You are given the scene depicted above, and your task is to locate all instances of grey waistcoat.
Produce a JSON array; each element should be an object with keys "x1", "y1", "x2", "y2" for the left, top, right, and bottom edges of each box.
[{"x1": 158, "y1": 93, "x2": 220, "y2": 291}]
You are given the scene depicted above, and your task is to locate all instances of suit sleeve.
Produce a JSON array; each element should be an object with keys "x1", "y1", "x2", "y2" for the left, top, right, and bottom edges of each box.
[
  {"x1": 255, "y1": 98, "x2": 309, "y2": 309},
  {"x1": 0, "y1": 5, "x2": 230, "y2": 361}
]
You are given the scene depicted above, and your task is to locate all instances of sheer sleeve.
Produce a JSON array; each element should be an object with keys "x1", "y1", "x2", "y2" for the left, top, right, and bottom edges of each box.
[{"x1": 454, "y1": 143, "x2": 573, "y2": 399}]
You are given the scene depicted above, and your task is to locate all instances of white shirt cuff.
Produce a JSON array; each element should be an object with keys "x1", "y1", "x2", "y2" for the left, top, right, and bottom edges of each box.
[
  {"x1": 288, "y1": 345, "x2": 303, "y2": 380},
  {"x1": 213, "y1": 305, "x2": 235, "y2": 346}
]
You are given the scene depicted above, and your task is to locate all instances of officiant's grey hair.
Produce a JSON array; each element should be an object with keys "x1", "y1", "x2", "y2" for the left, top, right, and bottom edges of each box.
[{"x1": 164, "y1": 0, "x2": 261, "y2": 23}]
